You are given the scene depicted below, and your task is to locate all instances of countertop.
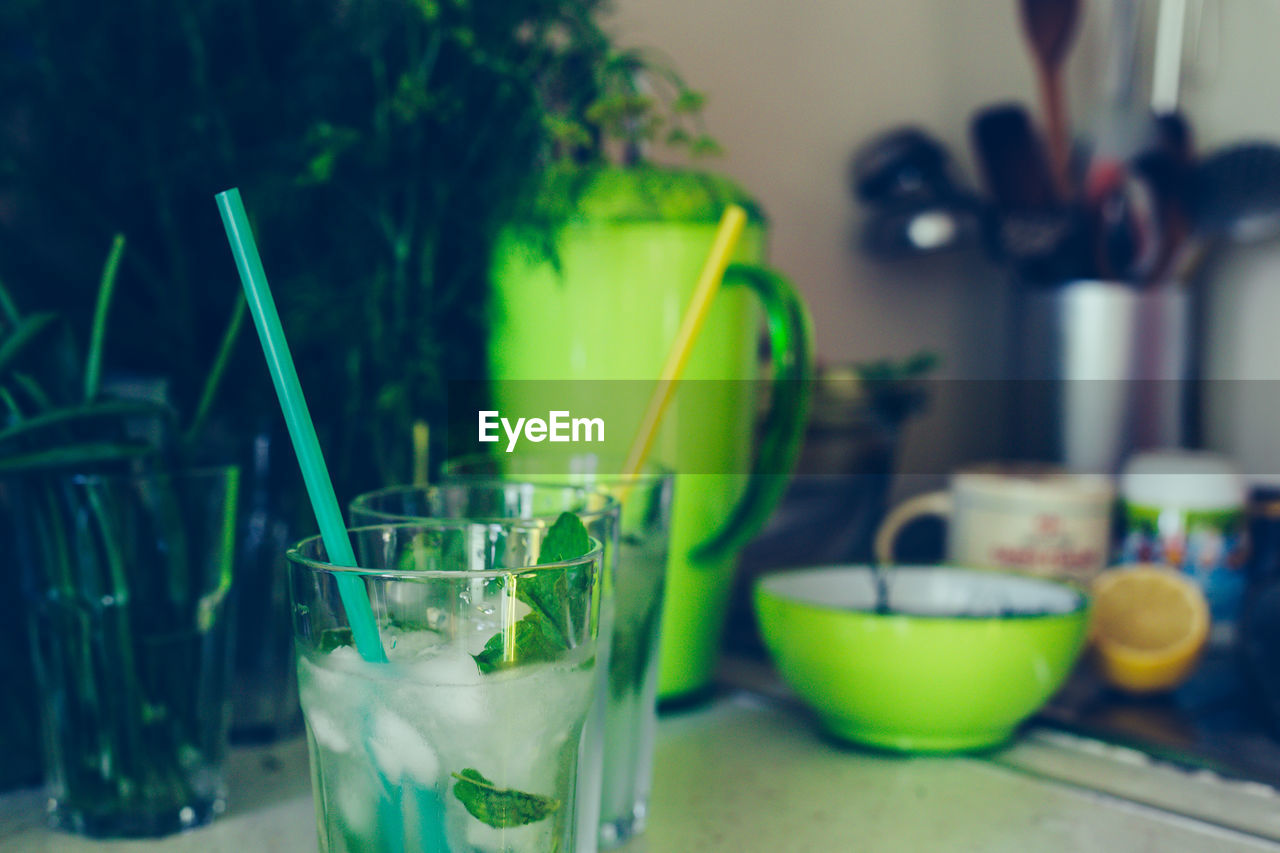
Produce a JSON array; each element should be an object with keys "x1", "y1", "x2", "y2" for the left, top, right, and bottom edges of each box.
[{"x1": 5, "y1": 675, "x2": 1280, "y2": 853}]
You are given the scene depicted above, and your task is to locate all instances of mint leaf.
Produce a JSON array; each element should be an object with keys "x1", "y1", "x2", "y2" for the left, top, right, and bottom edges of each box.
[
  {"x1": 525, "y1": 512, "x2": 591, "y2": 643},
  {"x1": 538, "y1": 512, "x2": 590, "y2": 564},
  {"x1": 317, "y1": 627, "x2": 354, "y2": 653},
  {"x1": 472, "y1": 610, "x2": 566, "y2": 674},
  {"x1": 608, "y1": 594, "x2": 662, "y2": 699},
  {"x1": 451, "y1": 768, "x2": 560, "y2": 828},
  {"x1": 471, "y1": 512, "x2": 592, "y2": 673}
]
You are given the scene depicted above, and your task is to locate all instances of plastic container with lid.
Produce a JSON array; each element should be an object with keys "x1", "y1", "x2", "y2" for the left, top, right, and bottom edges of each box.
[{"x1": 1118, "y1": 450, "x2": 1247, "y2": 645}]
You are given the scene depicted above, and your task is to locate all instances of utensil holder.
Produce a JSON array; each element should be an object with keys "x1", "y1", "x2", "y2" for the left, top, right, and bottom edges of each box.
[{"x1": 1011, "y1": 279, "x2": 1197, "y2": 474}]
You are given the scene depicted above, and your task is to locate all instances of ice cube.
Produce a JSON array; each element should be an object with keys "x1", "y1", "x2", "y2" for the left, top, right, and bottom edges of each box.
[
  {"x1": 335, "y1": 776, "x2": 375, "y2": 836},
  {"x1": 306, "y1": 710, "x2": 352, "y2": 754},
  {"x1": 299, "y1": 649, "x2": 360, "y2": 699},
  {"x1": 326, "y1": 645, "x2": 366, "y2": 670},
  {"x1": 384, "y1": 626, "x2": 446, "y2": 662},
  {"x1": 414, "y1": 647, "x2": 484, "y2": 686},
  {"x1": 370, "y1": 708, "x2": 440, "y2": 783},
  {"x1": 406, "y1": 649, "x2": 489, "y2": 727}
]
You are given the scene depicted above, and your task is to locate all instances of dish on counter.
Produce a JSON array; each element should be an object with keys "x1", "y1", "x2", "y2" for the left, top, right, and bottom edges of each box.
[{"x1": 754, "y1": 565, "x2": 1090, "y2": 752}]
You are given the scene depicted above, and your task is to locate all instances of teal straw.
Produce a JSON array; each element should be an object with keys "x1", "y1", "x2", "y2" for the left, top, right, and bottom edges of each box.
[{"x1": 215, "y1": 188, "x2": 386, "y2": 664}]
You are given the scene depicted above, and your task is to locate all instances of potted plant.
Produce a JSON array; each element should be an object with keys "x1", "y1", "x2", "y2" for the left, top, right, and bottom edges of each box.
[{"x1": 0, "y1": 0, "x2": 675, "y2": 738}]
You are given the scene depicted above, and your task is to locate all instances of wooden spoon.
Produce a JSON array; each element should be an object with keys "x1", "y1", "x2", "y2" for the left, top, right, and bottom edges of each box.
[{"x1": 1019, "y1": 0, "x2": 1083, "y2": 199}]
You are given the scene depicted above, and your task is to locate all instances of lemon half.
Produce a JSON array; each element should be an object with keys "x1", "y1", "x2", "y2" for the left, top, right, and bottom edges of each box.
[{"x1": 1090, "y1": 564, "x2": 1210, "y2": 694}]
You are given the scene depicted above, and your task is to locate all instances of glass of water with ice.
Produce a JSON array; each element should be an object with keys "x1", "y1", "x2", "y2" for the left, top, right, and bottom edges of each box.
[
  {"x1": 287, "y1": 519, "x2": 602, "y2": 852},
  {"x1": 348, "y1": 481, "x2": 620, "y2": 852},
  {"x1": 439, "y1": 454, "x2": 675, "y2": 848}
]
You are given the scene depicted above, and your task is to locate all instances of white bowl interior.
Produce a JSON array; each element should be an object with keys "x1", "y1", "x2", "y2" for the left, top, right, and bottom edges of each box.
[{"x1": 760, "y1": 566, "x2": 1085, "y2": 618}]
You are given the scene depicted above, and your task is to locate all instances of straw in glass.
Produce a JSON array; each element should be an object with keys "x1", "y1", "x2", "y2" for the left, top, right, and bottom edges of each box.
[
  {"x1": 617, "y1": 204, "x2": 747, "y2": 497},
  {"x1": 214, "y1": 188, "x2": 385, "y2": 664}
]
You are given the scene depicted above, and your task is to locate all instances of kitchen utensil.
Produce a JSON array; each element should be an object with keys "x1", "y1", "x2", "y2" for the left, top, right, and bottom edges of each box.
[
  {"x1": 1133, "y1": 0, "x2": 1197, "y2": 283},
  {"x1": 1089, "y1": 161, "x2": 1160, "y2": 281},
  {"x1": 851, "y1": 127, "x2": 956, "y2": 205},
  {"x1": 1153, "y1": 111, "x2": 1195, "y2": 166},
  {"x1": 1133, "y1": 142, "x2": 1194, "y2": 283},
  {"x1": 971, "y1": 104, "x2": 1082, "y2": 280},
  {"x1": 1151, "y1": 0, "x2": 1189, "y2": 115},
  {"x1": 1192, "y1": 143, "x2": 1280, "y2": 244},
  {"x1": 753, "y1": 566, "x2": 1090, "y2": 752},
  {"x1": 990, "y1": 208, "x2": 1088, "y2": 283},
  {"x1": 861, "y1": 200, "x2": 983, "y2": 258},
  {"x1": 1087, "y1": 121, "x2": 1192, "y2": 285},
  {"x1": 1105, "y1": 0, "x2": 1142, "y2": 109},
  {"x1": 972, "y1": 104, "x2": 1059, "y2": 209},
  {"x1": 1084, "y1": 0, "x2": 1150, "y2": 195},
  {"x1": 1085, "y1": 0, "x2": 1198, "y2": 285},
  {"x1": 1018, "y1": 0, "x2": 1083, "y2": 196},
  {"x1": 852, "y1": 127, "x2": 983, "y2": 257}
]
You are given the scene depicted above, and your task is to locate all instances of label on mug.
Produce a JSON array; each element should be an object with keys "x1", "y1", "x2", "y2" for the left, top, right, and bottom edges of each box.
[
  {"x1": 952, "y1": 488, "x2": 1111, "y2": 581},
  {"x1": 1119, "y1": 503, "x2": 1247, "y2": 630}
]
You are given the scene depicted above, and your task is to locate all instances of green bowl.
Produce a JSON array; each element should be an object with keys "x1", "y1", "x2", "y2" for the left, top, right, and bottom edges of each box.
[{"x1": 754, "y1": 566, "x2": 1090, "y2": 753}]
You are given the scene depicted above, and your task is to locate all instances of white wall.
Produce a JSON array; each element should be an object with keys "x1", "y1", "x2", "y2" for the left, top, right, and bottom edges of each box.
[{"x1": 610, "y1": 0, "x2": 1280, "y2": 485}]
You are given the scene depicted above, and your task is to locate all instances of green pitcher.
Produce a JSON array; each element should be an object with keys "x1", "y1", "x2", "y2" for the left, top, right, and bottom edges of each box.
[{"x1": 487, "y1": 166, "x2": 813, "y2": 701}]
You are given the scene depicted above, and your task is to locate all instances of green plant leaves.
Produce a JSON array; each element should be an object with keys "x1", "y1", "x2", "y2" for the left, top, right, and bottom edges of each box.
[
  {"x1": 451, "y1": 769, "x2": 560, "y2": 828},
  {"x1": 0, "y1": 313, "x2": 59, "y2": 378},
  {"x1": 0, "y1": 442, "x2": 154, "y2": 472},
  {"x1": 672, "y1": 89, "x2": 706, "y2": 114},
  {"x1": 0, "y1": 400, "x2": 173, "y2": 447},
  {"x1": 83, "y1": 234, "x2": 125, "y2": 402}
]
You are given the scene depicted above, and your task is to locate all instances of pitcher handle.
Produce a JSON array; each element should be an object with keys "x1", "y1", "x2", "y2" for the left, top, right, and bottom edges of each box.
[{"x1": 691, "y1": 262, "x2": 814, "y2": 564}]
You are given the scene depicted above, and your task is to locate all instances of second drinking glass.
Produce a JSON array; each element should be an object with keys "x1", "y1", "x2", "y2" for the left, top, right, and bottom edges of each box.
[{"x1": 438, "y1": 456, "x2": 675, "y2": 848}]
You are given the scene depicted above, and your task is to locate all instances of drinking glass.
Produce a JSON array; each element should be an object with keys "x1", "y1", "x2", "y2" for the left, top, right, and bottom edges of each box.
[
  {"x1": 349, "y1": 481, "x2": 619, "y2": 850},
  {"x1": 288, "y1": 520, "x2": 603, "y2": 852},
  {"x1": 442, "y1": 454, "x2": 674, "y2": 847}
]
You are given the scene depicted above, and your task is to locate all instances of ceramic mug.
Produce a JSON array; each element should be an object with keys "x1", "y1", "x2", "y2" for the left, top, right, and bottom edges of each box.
[
  {"x1": 874, "y1": 463, "x2": 1114, "y2": 582},
  {"x1": 486, "y1": 166, "x2": 813, "y2": 701}
]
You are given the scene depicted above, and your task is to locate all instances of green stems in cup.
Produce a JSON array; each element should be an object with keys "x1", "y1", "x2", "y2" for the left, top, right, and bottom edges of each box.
[
  {"x1": 182, "y1": 297, "x2": 247, "y2": 450},
  {"x1": 4, "y1": 467, "x2": 240, "y2": 837},
  {"x1": 0, "y1": 232, "x2": 250, "y2": 832},
  {"x1": 83, "y1": 234, "x2": 125, "y2": 402}
]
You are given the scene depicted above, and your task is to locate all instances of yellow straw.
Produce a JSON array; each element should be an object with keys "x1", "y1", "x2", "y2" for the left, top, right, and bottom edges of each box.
[
  {"x1": 618, "y1": 204, "x2": 748, "y2": 494},
  {"x1": 412, "y1": 419, "x2": 430, "y2": 486}
]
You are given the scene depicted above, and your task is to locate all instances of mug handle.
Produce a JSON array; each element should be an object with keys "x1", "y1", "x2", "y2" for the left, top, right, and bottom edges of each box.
[
  {"x1": 691, "y1": 262, "x2": 814, "y2": 564},
  {"x1": 873, "y1": 491, "x2": 953, "y2": 565}
]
